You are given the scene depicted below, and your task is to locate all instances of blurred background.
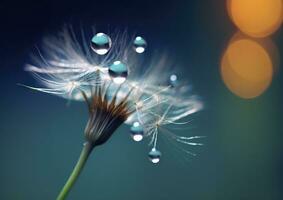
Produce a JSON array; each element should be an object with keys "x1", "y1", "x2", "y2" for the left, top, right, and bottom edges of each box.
[{"x1": 0, "y1": 0, "x2": 282, "y2": 199}]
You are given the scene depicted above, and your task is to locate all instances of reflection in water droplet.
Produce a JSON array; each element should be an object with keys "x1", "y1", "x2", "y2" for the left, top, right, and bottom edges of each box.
[
  {"x1": 108, "y1": 61, "x2": 128, "y2": 84},
  {"x1": 91, "y1": 33, "x2": 112, "y2": 55},
  {"x1": 148, "y1": 148, "x2": 161, "y2": 164},
  {"x1": 130, "y1": 121, "x2": 144, "y2": 142},
  {"x1": 133, "y1": 36, "x2": 147, "y2": 53}
]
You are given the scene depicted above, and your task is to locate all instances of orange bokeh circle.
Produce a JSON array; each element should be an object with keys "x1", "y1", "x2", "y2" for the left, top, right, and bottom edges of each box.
[
  {"x1": 227, "y1": 0, "x2": 283, "y2": 37},
  {"x1": 221, "y1": 38, "x2": 273, "y2": 98}
]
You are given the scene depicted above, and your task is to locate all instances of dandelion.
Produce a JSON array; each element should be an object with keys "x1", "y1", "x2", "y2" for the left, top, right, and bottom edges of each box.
[{"x1": 23, "y1": 26, "x2": 203, "y2": 200}]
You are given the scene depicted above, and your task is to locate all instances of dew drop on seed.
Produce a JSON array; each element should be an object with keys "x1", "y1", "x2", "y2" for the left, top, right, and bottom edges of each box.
[
  {"x1": 91, "y1": 33, "x2": 112, "y2": 55},
  {"x1": 130, "y1": 121, "x2": 144, "y2": 142},
  {"x1": 169, "y1": 74, "x2": 178, "y2": 87},
  {"x1": 133, "y1": 36, "x2": 147, "y2": 53},
  {"x1": 148, "y1": 148, "x2": 161, "y2": 164},
  {"x1": 108, "y1": 61, "x2": 128, "y2": 84}
]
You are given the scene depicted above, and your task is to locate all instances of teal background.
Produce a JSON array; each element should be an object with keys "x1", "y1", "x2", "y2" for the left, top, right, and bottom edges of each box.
[{"x1": 0, "y1": 0, "x2": 282, "y2": 199}]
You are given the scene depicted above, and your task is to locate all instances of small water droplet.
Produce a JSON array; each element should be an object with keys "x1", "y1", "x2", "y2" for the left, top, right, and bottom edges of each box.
[
  {"x1": 148, "y1": 148, "x2": 161, "y2": 164},
  {"x1": 91, "y1": 33, "x2": 112, "y2": 55},
  {"x1": 169, "y1": 74, "x2": 178, "y2": 87},
  {"x1": 109, "y1": 61, "x2": 128, "y2": 84},
  {"x1": 130, "y1": 121, "x2": 144, "y2": 142},
  {"x1": 133, "y1": 36, "x2": 147, "y2": 53}
]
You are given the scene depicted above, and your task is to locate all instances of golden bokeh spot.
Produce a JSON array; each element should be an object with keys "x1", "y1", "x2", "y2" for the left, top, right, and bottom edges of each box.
[
  {"x1": 228, "y1": 0, "x2": 283, "y2": 37},
  {"x1": 221, "y1": 38, "x2": 273, "y2": 99},
  {"x1": 229, "y1": 32, "x2": 280, "y2": 74}
]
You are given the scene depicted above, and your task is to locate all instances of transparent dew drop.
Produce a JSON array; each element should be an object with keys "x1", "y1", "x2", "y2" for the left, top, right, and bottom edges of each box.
[
  {"x1": 130, "y1": 121, "x2": 144, "y2": 142},
  {"x1": 169, "y1": 74, "x2": 178, "y2": 87},
  {"x1": 133, "y1": 36, "x2": 147, "y2": 53},
  {"x1": 108, "y1": 61, "x2": 128, "y2": 84},
  {"x1": 148, "y1": 148, "x2": 161, "y2": 164},
  {"x1": 91, "y1": 33, "x2": 112, "y2": 55}
]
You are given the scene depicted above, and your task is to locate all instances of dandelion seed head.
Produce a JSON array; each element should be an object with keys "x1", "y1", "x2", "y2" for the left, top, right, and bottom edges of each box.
[{"x1": 23, "y1": 26, "x2": 204, "y2": 163}]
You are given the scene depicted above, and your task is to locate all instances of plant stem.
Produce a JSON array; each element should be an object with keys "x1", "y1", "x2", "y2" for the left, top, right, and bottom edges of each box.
[{"x1": 56, "y1": 142, "x2": 94, "y2": 200}]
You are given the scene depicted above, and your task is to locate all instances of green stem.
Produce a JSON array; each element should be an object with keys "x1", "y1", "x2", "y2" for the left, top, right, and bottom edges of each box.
[{"x1": 56, "y1": 142, "x2": 94, "y2": 200}]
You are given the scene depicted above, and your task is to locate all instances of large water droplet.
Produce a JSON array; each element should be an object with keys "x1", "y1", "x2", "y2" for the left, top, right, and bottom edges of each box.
[
  {"x1": 91, "y1": 33, "x2": 112, "y2": 55},
  {"x1": 148, "y1": 148, "x2": 161, "y2": 164},
  {"x1": 133, "y1": 36, "x2": 147, "y2": 53},
  {"x1": 169, "y1": 74, "x2": 178, "y2": 87},
  {"x1": 109, "y1": 61, "x2": 128, "y2": 84},
  {"x1": 130, "y1": 121, "x2": 144, "y2": 142}
]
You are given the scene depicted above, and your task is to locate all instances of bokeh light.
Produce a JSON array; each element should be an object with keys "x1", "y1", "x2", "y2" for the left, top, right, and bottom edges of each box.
[
  {"x1": 229, "y1": 32, "x2": 280, "y2": 74},
  {"x1": 221, "y1": 37, "x2": 273, "y2": 99},
  {"x1": 227, "y1": 0, "x2": 283, "y2": 37}
]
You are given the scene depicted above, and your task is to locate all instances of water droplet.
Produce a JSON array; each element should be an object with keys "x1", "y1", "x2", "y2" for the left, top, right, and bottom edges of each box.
[
  {"x1": 91, "y1": 33, "x2": 112, "y2": 55},
  {"x1": 109, "y1": 61, "x2": 128, "y2": 84},
  {"x1": 169, "y1": 74, "x2": 178, "y2": 87},
  {"x1": 148, "y1": 148, "x2": 161, "y2": 164},
  {"x1": 133, "y1": 36, "x2": 147, "y2": 53},
  {"x1": 130, "y1": 121, "x2": 144, "y2": 142}
]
